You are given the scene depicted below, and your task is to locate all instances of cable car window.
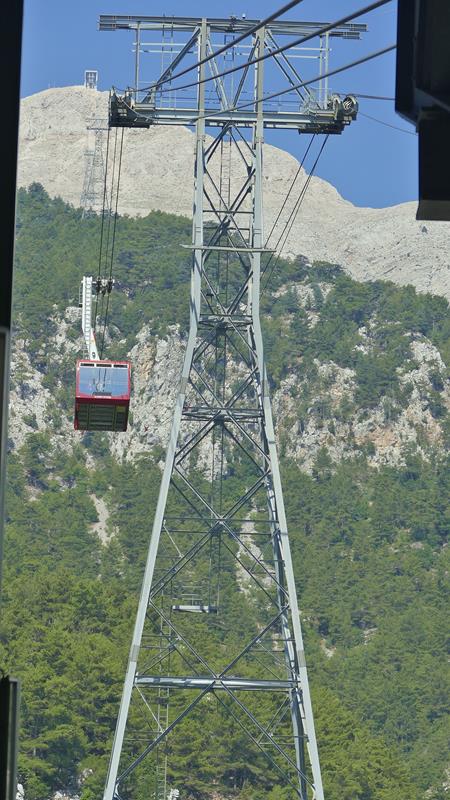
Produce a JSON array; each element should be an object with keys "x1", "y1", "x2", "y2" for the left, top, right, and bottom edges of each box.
[{"x1": 78, "y1": 364, "x2": 128, "y2": 397}]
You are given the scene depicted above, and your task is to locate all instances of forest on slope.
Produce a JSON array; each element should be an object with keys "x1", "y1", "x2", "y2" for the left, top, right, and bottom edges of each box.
[{"x1": 1, "y1": 185, "x2": 449, "y2": 800}]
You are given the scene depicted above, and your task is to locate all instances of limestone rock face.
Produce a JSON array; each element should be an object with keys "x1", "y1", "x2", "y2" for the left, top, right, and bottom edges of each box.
[
  {"x1": 13, "y1": 88, "x2": 450, "y2": 474},
  {"x1": 18, "y1": 86, "x2": 450, "y2": 300},
  {"x1": 10, "y1": 302, "x2": 448, "y2": 474},
  {"x1": 109, "y1": 324, "x2": 184, "y2": 462},
  {"x1": 272, "y1": 344, "x2": 449, "y2": 474}
]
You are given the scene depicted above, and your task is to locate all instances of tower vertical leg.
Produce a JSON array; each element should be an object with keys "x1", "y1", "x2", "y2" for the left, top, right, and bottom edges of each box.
[
  {"x1": 103, "y1": 22, "x2": 207, "y2": 800},
  {"x1": 248, "y1": 28, "x2": 323, "y2": 800}
]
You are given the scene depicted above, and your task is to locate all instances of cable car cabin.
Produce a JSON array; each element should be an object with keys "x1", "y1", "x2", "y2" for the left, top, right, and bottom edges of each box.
[{"x1": 74, "y1": 360, "x2": 131, "y2": 432}]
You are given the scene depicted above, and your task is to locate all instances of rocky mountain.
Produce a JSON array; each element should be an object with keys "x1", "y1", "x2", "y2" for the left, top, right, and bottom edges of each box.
[
  {"x1": 9, "y1": 186, "x2": 450, "y2": 475},
  {"x1": 9, "y1": 294, "x2": 450, "y2": 476},
  {"x1": 18, "y1": 86, "x2": 450, "y2": 299},
  {"x1": 4, "y1": 105, "x2": 449, "y2": 800}
]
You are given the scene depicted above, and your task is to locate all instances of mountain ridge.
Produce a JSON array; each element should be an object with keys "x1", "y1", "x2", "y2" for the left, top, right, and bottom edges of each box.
[{"x1": 18, "y1": 85, "x2": 450, "y2": 300}]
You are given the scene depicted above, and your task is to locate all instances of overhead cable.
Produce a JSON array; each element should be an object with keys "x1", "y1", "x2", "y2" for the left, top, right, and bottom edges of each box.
[
  {"x1": 138, "y1": 0, "x2": 306, "y2": 93},
  {"x1": 360, "y1": 111, "x2": 417, "y2": 135},
  {"x1": 262, "y1": 135, "x2": 330, "y2": 293},
  {"x1": 265, "y1": 134, "x2": 316, "y2": 248},
  {"x1": 103, "y1": 128, "x2": 120, "y2": 279},
  {"x1": 352, "y1": 93, "x2": 395, "y2": 101},
  {"x1": 100, "y1": 128, "x2": 125, "y2": 358},
  {"x1": 95, "y1": 124, "x2": 112, "y2": 329},
  {"x1": 210, "y1": 44, "x2": 397, "y2": 121},
  {"x1": 126, "y1": 43, "x2": 397, "y2": 125},
  {"x1": 135, "y1": 0, "x2": 393, "y2": 98},
  {"x1": 109, "y1": 129, "x2": 125, "y2": 275}
]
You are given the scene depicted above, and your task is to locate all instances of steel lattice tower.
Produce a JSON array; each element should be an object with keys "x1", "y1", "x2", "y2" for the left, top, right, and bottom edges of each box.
[
  {"x1": 100, "y1": 14, "x2": 365, "y2": 800},
  {"x1": 80, "y1": 117, "x2": 110, "y2": 218}
]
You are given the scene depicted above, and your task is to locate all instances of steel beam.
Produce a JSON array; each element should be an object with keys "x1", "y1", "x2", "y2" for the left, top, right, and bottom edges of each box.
[
  {"x1": 99, "y1": 15, "x2": 366, "y2": 38},
  {"x1": 109, "y1": 93, "x2": 355, "y2": 131},
  {"x1": 135, "y1": 676, "x2": 295, "y2": 691}
]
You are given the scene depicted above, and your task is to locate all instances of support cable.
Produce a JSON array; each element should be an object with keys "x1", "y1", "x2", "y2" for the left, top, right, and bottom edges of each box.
[
  {"x1": 350, "y1": 93, "x2": 395, "y2": 100},
  {"x1": 264, "y1": 134, "x2": 315, "y2": 249},
  {"x1": 227, "y1": 44, "x2": 397, "y2": 119},
  {"x1": 100, "y1": 128, "x2": 125, "y2": 358},
  {"x1": 103, "y1": 127, "x2": 119, "y2": 279},
  {"x1": 133, "y1": 0, "x2": 392, "y2": 98},
  {"x1": 94, "y1": 124, "x2": 111, "y2": 330},
  {"x1": 127, "y1": 43, "x2": 397, "y2": 127},
  {"x1": 360, "y1": 110, "x2": 417, "y2": 134},
  {"x1": 262, "y1": 135, "x2": 330, "y2": 293},
  {"x1": 263, "y1": 136, "x2": 329, "y2": 289},
  {"x1": 109, "y1": 129, "x2": 125, "y2": 274},
  {"x1": 132, "y1": 0, "x2": 306, "y2": 93}
]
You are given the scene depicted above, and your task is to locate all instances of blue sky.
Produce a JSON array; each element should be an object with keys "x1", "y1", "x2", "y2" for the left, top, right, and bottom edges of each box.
[{"x1": 21, "y1": 0, "x2": 417, "y2": 208}]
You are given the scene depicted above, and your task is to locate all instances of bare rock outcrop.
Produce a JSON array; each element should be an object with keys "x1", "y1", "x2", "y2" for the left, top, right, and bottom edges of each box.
[{"x1": 273, "y1": 340, "x2": 449, "y2": 474}]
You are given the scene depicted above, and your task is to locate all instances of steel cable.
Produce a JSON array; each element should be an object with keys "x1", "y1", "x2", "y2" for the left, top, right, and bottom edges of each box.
[
  {"x1": 126, "y1": 0, "x2": 306, "y2": 94},
  {"x1": 103, "y1": 127, "x2": 119, "y2": 277},
  {"x1": 94, "y1": 124, "x2": 111, "y2": 331},
  {"x1": 125, "y1": 43, "x2": 397, "y2": 127},
  {"x1": 100, "y1": 128, "x2": 125, "y2": 358},
  {"x1": 360, "y1": 111, "x2": 417, "y2": 135},
  {"x1": 262, "y1": 134, "x2": 330, "y2": 293},
  {"x1": 263, "y1": 140, "x2": 327, "y2": 285},
  {"x1": 131, "y1": 0, "x2": 392, "y2": 99},
  {"x1": 264, "y1": 133, "x2": 316, "y2": 249}
]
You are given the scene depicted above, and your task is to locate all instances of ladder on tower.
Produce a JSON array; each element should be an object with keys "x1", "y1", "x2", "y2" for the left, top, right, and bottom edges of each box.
[{"x1": 155, "y1": 605, "x2": 170, "y2": 800}]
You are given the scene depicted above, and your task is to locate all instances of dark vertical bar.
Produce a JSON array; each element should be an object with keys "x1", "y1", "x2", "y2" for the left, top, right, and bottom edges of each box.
[
  {"x1": 0, "y1": 0, "x2": 24, "y2": 586},
  {"x1": 417, "y1": 115, "x2": 450, "y2": 220},
  {"x1": 0, "y1": 2, "x2": 23, "y2": 797},
  {"x1": 0, "y1": 678, "x2": 21, "y2": 800},
  {"x1": 394, "y1": 0, "x2": 416, "y2": 122}
]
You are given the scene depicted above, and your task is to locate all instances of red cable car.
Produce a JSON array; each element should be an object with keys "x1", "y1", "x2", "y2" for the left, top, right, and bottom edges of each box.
[{"x1": 74, "y1": 359, "x2": 131, "y2": 432}]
